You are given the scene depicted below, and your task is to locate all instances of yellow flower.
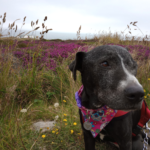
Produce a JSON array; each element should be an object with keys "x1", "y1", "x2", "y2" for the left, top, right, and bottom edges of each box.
[
  {"x1": 148, "y1": 94, "x2": 150, "y2": 96},
  {"x1": 63, "y1": 100, "x2": 66, "y2": 103},
  {"x1": 144, "y1": 89, "x2": 146, "y2": 92},
  {"x1": 52, "y1": 130, "x2": 55, "y2": 133},
  {"x1": 47, "y1": 127, "x2": 50, "y2": 130},
  {"x1": 73, "y1": 122, "x2": 77, "y2": 125},
  {"x1": 148, "y1": 78, "x2": 150, "y2": 80},
  {"x1": 64, "y1": 114, "x2": 67, "y2": 116},
  {"x1": 61, "y1": 140, "x2": 62, "y2": 142},
  {"x1": 42, "y1": 135, "x2": 46, "y2": 138},
  {"x1": 65, "y1": 123, "x2": 67, "y2": 125},
  {"x1": 144, "y1": 96, "x2": 147, "y2": 99},
  {"x1": 56, "y1": 132, "x2": 59, "y2": 134},
  {"x1": 63, "y1": 119, "x2": 67, "y2": 122},
  {"x1": 51, "y1": 142, "x2": 54, "y2": 144},
  {"x1": 55, "y1": 128, "x2": 58, "y2": 131},
  {"x1": 71, "y1": 130, "x2": 74, "y2": 134}
]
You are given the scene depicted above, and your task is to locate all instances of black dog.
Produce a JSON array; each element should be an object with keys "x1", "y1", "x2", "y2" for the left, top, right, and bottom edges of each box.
[{"x1": 69, "y1": 45, "x2": 149, "y2": 150}]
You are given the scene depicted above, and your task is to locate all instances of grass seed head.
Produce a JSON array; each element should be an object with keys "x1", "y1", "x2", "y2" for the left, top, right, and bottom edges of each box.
[
  {"x1": 42, "y1": 23, "x2": 45, "y2": 28},
  {"x1": 31, "y1": 21, "x2": 33, "y2": 27},
  {"x1": 36, "y1": 19, "x2": 38, "y2": 25},
  {"x1": 23, "y1": 16, "x2": 26, "y2": 22},
  {"x1": 34, "y1": 27, "x2": 40, "y2": 30},
  {"x1": 15, "y1": 25, "x2": 17, "y2": 31},
  {"x1": 40, "y1": 35, "x2": 43, "y2": 40},
  {"x1": 3, "y1": 17, "x2": 6, "y2": 23},
  {"x1": 12, "y1": 22, "x2": 15, "y2": 27},
  {"x1": 44, "y1": 16, "x2": 47, "y2": 21}
]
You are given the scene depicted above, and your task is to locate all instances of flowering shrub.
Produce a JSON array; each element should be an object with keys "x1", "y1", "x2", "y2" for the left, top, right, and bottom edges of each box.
[
  {"x1": 108, "y1": 43, "x2": 150, "y2": 61},
  {"x1": 2, "y1": 40, "x2": 89, "y2": 71},
  {"x1": 2, "y1": 40, "x2": 150, "y2": 72}
]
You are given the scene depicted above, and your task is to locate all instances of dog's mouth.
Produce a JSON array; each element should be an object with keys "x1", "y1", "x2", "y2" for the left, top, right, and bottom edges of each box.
[
  {"x1": 96, "y1": 100, "x2": 143, "y2": 111},
  {"x1": 121, "y1": 105, "x2": 142, "y2": 111},
  {"x1": 114, "y1": 100, "x2": 143, "y2": 111},
  {"x1": 93, "y1": 103, "x2": 103, "y2": 108}
]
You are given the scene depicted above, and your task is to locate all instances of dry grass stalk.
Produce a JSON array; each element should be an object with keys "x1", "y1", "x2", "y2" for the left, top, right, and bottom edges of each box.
[
  {"x1": 17, "y1": 16, "x2": 26, "y2": 37},
  {"x1": 2, "y1": 12, "x2": 6, "y2": 23},
  {"x1": 23, "y1": 16, "x2": 26, "y2": 22},
  {"x1": 15, "y1": 25, "x2": 17, "y2": 32},
  {"x1": 16, "y1": 32, "x2": 25, "y2": 37},
  {"x1": 0, "y1": 13, "x2": 6, "y2": 34},
  {"x1": 39, "y1": 16, "x2": 52, "y2": 39},
  {"x1": 41, "y1": 28, "x2": 52, "y2": 35},
  {"x1": 36, "y1": 19, "x2": 38, "y2": 25},
  {"x1": 0, "y1": 12, "x2": 51, "y2": 40},
  {"x1": 23, "y1": 31, "x2": 33, "y2": 37},
  {"x1": 120, "y1": 21, "x2": 148, "y2": 44},
  {"x1": 46, "y1": 28, "x2": 52, "y2": 33},
  {"x1": 31, "y1": 21, "x2": 33, "y2": 27},
  {"x1": 44, "y1": 16, "x2": 47, "y2": 21},
  {"x1": 8, "y1": 19, "x2": 20, "y2": 31},
  {"x1": 42, "y1": 23, "x2": 45, "y2": 29},
  {"x1": 77, "y1": 25, "x2": 81, "y2": 40},
  {"x1": 40, "y1": 35, "x2": 43, "y2": 40},
  {"x1": 0, "y1": 99, "x2": 1, "y2": 114},
  {"x1": 132, "y1": 21, "x2": 138, "y2": 26},
  {"x1": 34, "y1": 27, "x2": 40, "y2": 31}
]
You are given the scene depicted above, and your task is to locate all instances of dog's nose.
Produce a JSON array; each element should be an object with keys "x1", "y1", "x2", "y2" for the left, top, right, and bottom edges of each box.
[{"x1": 124, "y1": 86, "x2": 144, "y2": 102}]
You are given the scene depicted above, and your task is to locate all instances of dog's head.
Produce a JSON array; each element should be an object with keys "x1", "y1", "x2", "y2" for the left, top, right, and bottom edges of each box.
[{"x1": 69, "y1": 45, "x2": 144, "y2": 110}]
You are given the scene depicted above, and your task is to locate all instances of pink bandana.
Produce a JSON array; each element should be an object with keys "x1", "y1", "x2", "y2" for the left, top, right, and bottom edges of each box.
[{"x1": 75, "y1": 85, "x2": 117, "y2": 138}]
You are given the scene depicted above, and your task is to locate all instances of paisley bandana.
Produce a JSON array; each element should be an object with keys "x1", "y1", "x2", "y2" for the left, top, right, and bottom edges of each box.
[{"x1": 75, "y1": 85, "x2": 117, "y2": 138}]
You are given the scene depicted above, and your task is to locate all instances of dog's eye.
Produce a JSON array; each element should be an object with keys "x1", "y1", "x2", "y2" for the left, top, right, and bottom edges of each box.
[{"x1": 101, "y1": 61, "x2": 109, "y2": 67}]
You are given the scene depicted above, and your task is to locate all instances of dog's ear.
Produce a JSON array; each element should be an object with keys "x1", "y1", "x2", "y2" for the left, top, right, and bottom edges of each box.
[{"x1": 69, "y1": 51, "x2": 86, "y2": 81}]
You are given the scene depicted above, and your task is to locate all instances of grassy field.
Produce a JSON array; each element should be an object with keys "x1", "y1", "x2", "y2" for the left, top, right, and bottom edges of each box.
[{"x1": 0, "y1": 13, "x2": 150, "y2": 150}]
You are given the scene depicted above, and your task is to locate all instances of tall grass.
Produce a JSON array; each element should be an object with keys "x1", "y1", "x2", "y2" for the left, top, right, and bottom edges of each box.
[{"x1": 0, "y1": 12, "x2": 150, "y2": 150}]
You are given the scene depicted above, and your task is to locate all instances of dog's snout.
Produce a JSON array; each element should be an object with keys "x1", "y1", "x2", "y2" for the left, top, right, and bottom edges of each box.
[{"x1": 124, "y1": 86, "x2": 144, "y2": 102}]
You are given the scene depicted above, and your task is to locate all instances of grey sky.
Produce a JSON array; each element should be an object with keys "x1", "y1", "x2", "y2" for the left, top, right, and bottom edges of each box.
[{"x1": 1, "y1": 0, "x2": 150, "y2": 38}]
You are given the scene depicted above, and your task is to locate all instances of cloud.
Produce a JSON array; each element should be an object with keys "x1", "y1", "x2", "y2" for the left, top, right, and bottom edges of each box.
[{"x1": 1, "y1": 0, "x2": 150, "y2": 37}]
